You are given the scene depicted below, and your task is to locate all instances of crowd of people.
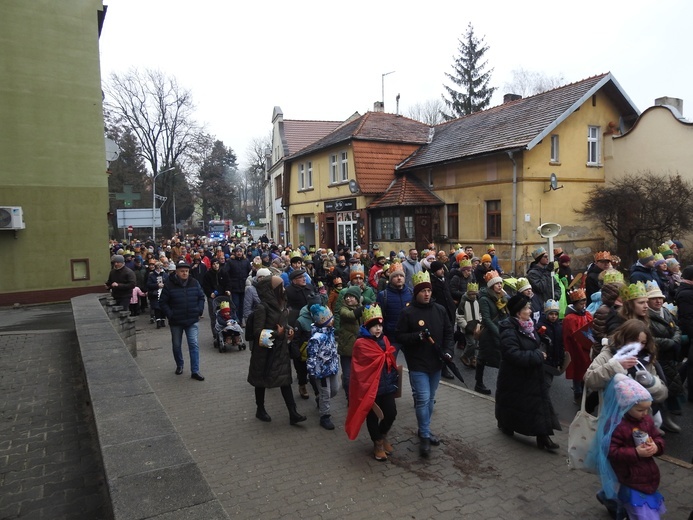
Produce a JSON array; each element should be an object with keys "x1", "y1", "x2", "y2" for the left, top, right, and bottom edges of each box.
[{"x1": 107, "y1": 235, "x2": 692, "y2": 519}]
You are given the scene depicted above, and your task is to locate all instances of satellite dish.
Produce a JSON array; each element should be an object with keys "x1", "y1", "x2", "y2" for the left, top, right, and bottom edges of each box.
[
  {"x1": 537, "y1": 222, "x2": 561, "y2": 238},
  {"x1": 105, "y1": 137, "x2": 120, "y2": 164},
  {"x1": 550, "y1": 173, "x2": 558, "y2": 190},
  {"x1": 348, "y1": 179, "x2": 360, "y2": 194}
]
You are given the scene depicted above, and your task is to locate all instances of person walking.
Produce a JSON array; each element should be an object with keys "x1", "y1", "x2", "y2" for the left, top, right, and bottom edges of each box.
[
  {"x1": 106, "y1": 254, "x2": 137, "y2": 310},
  {"x1": 159, "y1": 261, "x2": 206, "y2": 381}
]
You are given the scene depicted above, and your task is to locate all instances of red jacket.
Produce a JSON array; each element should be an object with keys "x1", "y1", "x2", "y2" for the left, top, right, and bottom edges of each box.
[{"x1": 608, "y1": 412, "x2": 664, "y2": 495}]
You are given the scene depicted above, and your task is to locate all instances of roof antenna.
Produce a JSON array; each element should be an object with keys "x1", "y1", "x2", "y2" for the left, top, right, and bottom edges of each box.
[{"x1": 396, "y1": 93, "x2": 401, "y2": 115}]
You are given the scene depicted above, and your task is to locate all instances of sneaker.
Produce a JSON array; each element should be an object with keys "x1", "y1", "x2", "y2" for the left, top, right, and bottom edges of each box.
[{"x1": 320, "y1": 415, "x2": 335, "y2": 430}]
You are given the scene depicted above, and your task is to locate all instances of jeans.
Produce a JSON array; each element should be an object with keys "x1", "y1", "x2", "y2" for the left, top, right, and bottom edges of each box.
[
  {"x1": 409, "y1": 370, "x2": 442, "y2": 439},
  {"x1": 170, "y1": 323, "x2": 200, "y2": 374}
]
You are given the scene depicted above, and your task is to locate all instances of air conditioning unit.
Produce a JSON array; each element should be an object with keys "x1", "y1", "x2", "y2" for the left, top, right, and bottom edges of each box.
[{"x1": 0, "y1": 207, "x2": 26, "y2": 230}]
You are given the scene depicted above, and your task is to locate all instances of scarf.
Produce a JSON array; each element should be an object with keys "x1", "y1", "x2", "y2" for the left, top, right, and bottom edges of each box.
[{"x1": 519, "y1": 318, "x2": 535, "y2": 337}]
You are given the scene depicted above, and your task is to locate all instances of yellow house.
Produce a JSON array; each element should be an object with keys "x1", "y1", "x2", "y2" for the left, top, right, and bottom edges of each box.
[
  {"x1": 282, "y1": 110, "x2": 432, "y2": 252},
  {"x1": 391, "y1": 73, "x2": 639, "y2": 274}
]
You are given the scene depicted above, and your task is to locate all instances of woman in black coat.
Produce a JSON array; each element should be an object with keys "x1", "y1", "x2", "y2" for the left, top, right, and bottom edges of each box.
[
  {"x1": 248, "y1": 275, "x2": 306, "y2": 425},
  {"x1": 475, "y1": 271, "x2": 508, "y2": 395},
  {"x1": 495, "y1": 294, "x2": 561, "y2": 451}
]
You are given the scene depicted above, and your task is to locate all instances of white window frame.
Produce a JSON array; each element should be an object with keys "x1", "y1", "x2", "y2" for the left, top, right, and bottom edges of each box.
[
  {"x1": 307, "y1": 161, "x2": 313, "y2": 188},
  {"x1": 299, "y1": 163, "x2": 305, "y2": 190},
  {"x1": 330, "y1": 154, "x2": 338, "y2": 183},
  {"x1": 550, "y1": 135, "x2": 559, "y2": 163},
  {"x1": 587, "y1": 126, "x2": 600, "y2": 165},
  {"x1": 340, "y1": 151, "x2": 348, "y2": 181}
]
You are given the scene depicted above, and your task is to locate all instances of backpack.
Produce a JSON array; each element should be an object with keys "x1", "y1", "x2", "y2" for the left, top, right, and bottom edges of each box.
[{"x1": 244, "y1": 303, "x2": 263, "y2": 341}]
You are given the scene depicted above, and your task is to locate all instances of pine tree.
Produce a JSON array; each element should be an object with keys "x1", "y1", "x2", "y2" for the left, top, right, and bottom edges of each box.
[{"x1": 441, "y1": 23, "x2": 496, "y2": 120}]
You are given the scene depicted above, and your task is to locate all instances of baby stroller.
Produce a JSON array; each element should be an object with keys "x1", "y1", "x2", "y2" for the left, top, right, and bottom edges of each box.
[{"x1": 212, "y1": 296, "x2": 245, "y2": 352}]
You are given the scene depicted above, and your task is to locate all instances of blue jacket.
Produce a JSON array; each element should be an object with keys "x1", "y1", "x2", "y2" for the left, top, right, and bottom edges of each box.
[
  {"x1": 629, "y1": 262, "x2": 658, "y2": 286},
  {"x1": 159, "y1": 275, "x2": 205, "y2": 327},
  {"x1": 377, "y1": 284, "x2": 413, "y2": 339}
]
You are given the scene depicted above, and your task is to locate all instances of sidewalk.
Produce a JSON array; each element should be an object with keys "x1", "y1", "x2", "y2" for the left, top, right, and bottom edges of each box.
[{"x1": 135, "y1": 318, "x2": 692, "y2": 520}]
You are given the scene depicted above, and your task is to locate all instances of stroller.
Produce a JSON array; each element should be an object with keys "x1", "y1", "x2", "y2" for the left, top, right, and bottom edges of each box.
[{"x1": 212, "y1": 296, "x2": 245, "y2": 352}]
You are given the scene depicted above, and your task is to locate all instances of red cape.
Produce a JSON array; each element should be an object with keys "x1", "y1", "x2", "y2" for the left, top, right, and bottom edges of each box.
[{"x1": 344, "y1": 335, "x2": 396, "y2": 440}]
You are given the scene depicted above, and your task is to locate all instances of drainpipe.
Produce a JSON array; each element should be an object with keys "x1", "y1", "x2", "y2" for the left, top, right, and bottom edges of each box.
[{"x1": 507, "y1": 150, "x2": 518, "y2": 275}]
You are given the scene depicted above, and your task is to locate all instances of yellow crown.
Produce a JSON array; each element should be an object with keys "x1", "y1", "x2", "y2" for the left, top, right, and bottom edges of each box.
[
  {"x1": 362, "y1": 304, "x2": 383, "y2": 325},
  {"x1": 658, "y1": 243, "x2": 674, "y2": 255},
  {"x1": 219, "y1": 301, "x2": 230, "y2": 310},
  {"x1": 515, "y1": 277, "x2": 532, "y2": 292},
  {"x1": 459, "y1": 258, "x2": 472, "y2": 268},
  {"x1": 412, "y1": 270, "x2": 431, "y2": 287},
  {"x1": 603, "y1": 270, "x2": 624, "y2": 284},
  {"x1": 653, "y1": 253, "x2": 664, "y2": 262},
  {"x1": 467, "y1": 282, "x2": 479, "y2": 293},
  {"x1": 637, "y1": 248, "x2": 654, "y2": 260},
  {"x1": 619, "y1": 281, "x2": 648, "y2": 301}
]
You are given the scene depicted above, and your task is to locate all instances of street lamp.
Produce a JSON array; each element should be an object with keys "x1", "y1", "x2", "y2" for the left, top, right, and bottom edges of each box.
[
  {"x1": 382, "y1": 70, "x2": 395, "y2": 109},
  {"x1": 152, "y1": 167, "x2": 174, "y2": 243}
]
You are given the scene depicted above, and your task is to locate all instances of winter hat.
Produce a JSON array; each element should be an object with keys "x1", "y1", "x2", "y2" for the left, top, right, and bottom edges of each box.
[
  {"x1": 645, "y1": 280, "x2": 665, "y2": 299},
  {"x1": 176, "y1": 261, "x2": 191, "y2": 269},
  {"x1": 532, "y1": 246, "x2": 547, "y2": 261},
  {"x1": 515, "y1": 277, "x2": 532, "y2": 293},
  {"x1": 412, "y1": 270, "x2": 432, "y2": 297},
  {"x1": 111, "y1": 254, "x2": 125, "y2": 263},
  {"x1": 481, "y1": 254, "x2": 492, "y2": 263},
  {"x1": 507, "y1": 293, "x2": 530, "y2": 316},
  {"x1": 343, "y1": 285, "x2": 362, "y2": 301},
  {"x1": 421, "y1": 254, "x2": 436, "y2": 270},
  {"x1": 270, "y1": 275, "x2": 284, "y2": 288},
  {"x1": 682, "y1": 265, "x2": 693, "y2": 281},
  {"x1": 289, "y1": 268, "x2": 306, "y2": 280},
  {"x1": 362, "y1": 304, "x2": 384, "y2": 327},
  {"x1": 558, "y1": 254, "x2": 571, "y2": 263},
  {"x1": 430, "y1": 260, "x2": 445, "y2": 273},
  {"x1": 484, "y1": 270, "x2": 502, "y2": 288},
  {"x1": 256, "y1": 268, "x2": 272, "y2": 278},
  {"x1": 310, "y1": 304, "x2": 333, "y2": 327},
  {"x1": 600, "y1": 282, "x2": 624, "y2": 306},
  {"x1": 613, "y1": 373, "x2": 652, "y2": 408}
]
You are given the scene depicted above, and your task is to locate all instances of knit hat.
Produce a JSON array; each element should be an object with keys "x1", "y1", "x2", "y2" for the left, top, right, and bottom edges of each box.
[
  {"x1": 484, "y1": 270, "x2": 502, "y2": 287},
  {"x1": 558, "y1": 254, "x2": 571, "y2": 263},
  {"x1": 568, "y1": 288, "x2": 587, "y2": 302},
  {"x1": 421, "y1": 254, "x2": 436, "y2": 270},
  {"x1": 332, "y1": 277, "x2": 343, "y2": 286},
  {"x1": 613, "y1": 373, "x2": 652, "y2": 408},
  {"x1": 515, "y1": 277, "x2": 532, "y2": 293},
  {"x1": 349, "y1": 264, "x2": 365, "y2": 281},
  {"x1": 343, "y1": 285, "x2": 362, "y2": 301},
  {"x1": 412, "y1": 270, "x2": 432, "y2": 296},
  {"x1": 455, "y1": 251, "x2": 468, "y2": 264},
  {"x1": 507, "y1": 293, "x2": 530, "y2": 316},
  {"x1": 532, "y1": 246, "x2": 547, "y2": 261},
  {"x1": 111, "y1": 254, "x2": 125, "y2": 263},
  {"x1": 430, "y1": 260, "x2": 445, "y2": 273},
  {"x1": 544, "y1": 299, "x2": 560, "y2": 314},
  {"x1": 481, "y1": 254, "x2": 492, "y2": 263},
  {"x1": 362, "y1": 304, "x2": 384, "y2": 327},
  {"x1": 645, "y1": 280, "x2": 665, "y2": 299},
  {"x1": 256, "y1": 268, "x2": 272, "y2": 278},
  {"x1": 600, "y1": 282, "x2": 623, "y2": 306},
  {"x1": 310, "y1": 304, "x2": 333, "y2": 327}
]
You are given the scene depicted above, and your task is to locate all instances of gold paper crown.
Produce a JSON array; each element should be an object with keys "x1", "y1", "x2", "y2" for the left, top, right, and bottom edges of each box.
[
  {"x1": 362, "y1": 304, "x2": 383, "y2": 325},
  {"x1": 603, "y1": 270, "x2": 624, "y2": 284},
  {"x1": 455, "y1": 243, "x2": 462, "y2": 250},
  {"x1": 594, "y1": 251, "x2": 612, "y2": 262},
  {"x1": 653, "y1": 253, "x2": 664, "y2": 262},
  {"x1": 515, "y1": 277, "x2": 532, "y2": 292},
  {"x1": 412, "y1": 270, "x2": 431, "y2": 287},
  {"x1": 487, "y1": 244, "x2": 495, "y2": 252},
  {"x1": 637, "y1": 248, "x2": 654, "y2": 259},
  {"x1": 219, "y1": 301, "x2": 230, "y2": 310},
  {"x1": 459, "y1": 258, "x2": 472, "y2": 268},
  {"x1": 387, "y1": 261, "x2": 404, "y2": 275},
  {"x1": 467, "y1": 282, "x2": 479, "y2": 292},
  {"x1": 568, "y1": 288, "x2": 587, "y2": 302},
  {"x1": 658, "y1": 243, "x2": 674, "y2": 255},
  {"x1": 619, "y1": 281, "x2": 648, "y2": 301}
]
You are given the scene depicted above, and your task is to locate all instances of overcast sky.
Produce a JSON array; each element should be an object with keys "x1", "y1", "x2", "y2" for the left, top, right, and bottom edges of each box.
[{"x1": 99, "y1": 0, "x2": 693, "y2": 170}]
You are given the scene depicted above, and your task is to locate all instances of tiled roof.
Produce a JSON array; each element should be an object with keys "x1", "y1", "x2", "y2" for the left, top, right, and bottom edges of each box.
[
  {"x1": 367, "y1": 174, "x2": 444, "y2": 209},
  {"x1": 289, "y1": 111, "x2": 432, "y2": 160},
  {"x1": 352, "y1": 141, "x2": 423, "y2": 195},
  {"x1": 398, "y1": 72, "x2": 640, "y2": 170},
  {"x1": 283, "y1": 119, "x2": 342, "y2": 156}
]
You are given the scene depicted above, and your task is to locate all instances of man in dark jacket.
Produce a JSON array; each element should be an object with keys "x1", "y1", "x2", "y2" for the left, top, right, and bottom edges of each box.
[
  {"x1": 106, "y1": 254, "x2": 137, "y2": 310},
  {"x1": 674, "y1": 265, "x2": 693, "y2": 403},
  {"x1": 376, "y1": 263, "x2": 412, "y2": 357},
  {"x1": 226, "y1": 246, "x2": 251, "y2": 318},
  {"x1": 629, "y1": 248, "x2": 659, "y2": 287},
  {"x1": 160, "y1": 261, "x2": 206, "y2": 381},
  {"x1": 396, "y1": 270, "x2": 454, "y2": 457},
  {"x1": 201, "y1": 258, "x2": 231, "y2": 338},
  {"x1": 526, "y1": 246, "x2": 559, "y2": 308},
  {"x1": 585, "y1": 251, "x2": 612, "y2": 301}
]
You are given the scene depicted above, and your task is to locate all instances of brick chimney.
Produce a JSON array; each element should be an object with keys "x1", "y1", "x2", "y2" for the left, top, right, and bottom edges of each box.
[
  {"x1": 503, "y1": 93, "x2": 522, "y2": 104},
  {"x1": 373, "y1": 101, "x2": 384, "y2": 112},
  {"x1": 654, "y1": 96, "x2": 683, "y2": 116}
]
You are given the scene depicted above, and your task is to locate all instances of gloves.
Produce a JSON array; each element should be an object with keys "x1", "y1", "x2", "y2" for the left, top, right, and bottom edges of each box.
[
  {"x1": 419, "y1": 328, "x2": 432, "y2": 341},
  {"x1": 353, "y1": 306, "x2": 364, "y2": 319}
]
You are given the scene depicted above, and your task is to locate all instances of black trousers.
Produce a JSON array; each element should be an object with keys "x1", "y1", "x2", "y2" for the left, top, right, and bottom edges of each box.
[{"x1": 366, "y1": 391, "x2": 397, "y2": 442}]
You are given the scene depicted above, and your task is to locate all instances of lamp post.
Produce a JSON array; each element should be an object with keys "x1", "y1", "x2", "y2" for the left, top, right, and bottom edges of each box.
[
  {"x1": 381, "y1": 70, "x2": 395, "y2": 110},
  {"x1": 152, "y1": 167, "x2": 174, "y2": 243}
]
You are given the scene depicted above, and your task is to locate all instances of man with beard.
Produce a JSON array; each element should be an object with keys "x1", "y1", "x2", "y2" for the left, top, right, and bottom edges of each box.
[
  {"x1": 402, "y1": 248, "x2": 422, "y2": 290},
  {"x1": 377, "y1": 262, "x2": 413, "y2": 358}
]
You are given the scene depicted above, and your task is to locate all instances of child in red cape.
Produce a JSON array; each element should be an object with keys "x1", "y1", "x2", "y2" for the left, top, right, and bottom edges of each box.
[{"x1": 345, "y1": 304, "x2": 399, "y2": 461}]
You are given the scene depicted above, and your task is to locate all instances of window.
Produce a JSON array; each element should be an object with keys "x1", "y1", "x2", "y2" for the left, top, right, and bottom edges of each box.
[
  {"x1": 403, "y1": 215, "x2": 414, "y2": 239},
  {"x1": 70, "y1": 259, "x2": 90, "y2": 281},
  {"x1": 587, "y1": 126, "x2": 600, "y2": 165},
  {"x1": 550, "y1": 135, "x2": 559, "y2": 163},
  {"x1": 307, "y1": 161, "x2": 313, "y2": 188},
  {"x1": 446, "y1": 204, "x2": 459, "y2": 238},
  {"x1": 276, "y1": 173, "x2": 283, "y2": 198},
  {"x1": 486, "y1": 200, "x2": 501, "y2": 239},
  {"x1": 299, "y1": 163, "x2": 305, "y2": 190},
  {"x1": 340, "y1": 151, "x2": 348, "y2": 181},
  {"x1": 330, "y1": 154, "x2": 338, "y2": 183},
  {"x1": 372, "y1": 208, "x2": 416, "y2": 241}
]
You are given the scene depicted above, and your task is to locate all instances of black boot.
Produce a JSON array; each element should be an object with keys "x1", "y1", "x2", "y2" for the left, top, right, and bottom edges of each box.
[
  {"x1": 289, "y1": 405, "x2": 306, "y2": 425},
  {"x1": 255, "y1": 406, "x2": 271, "y2": 422}
]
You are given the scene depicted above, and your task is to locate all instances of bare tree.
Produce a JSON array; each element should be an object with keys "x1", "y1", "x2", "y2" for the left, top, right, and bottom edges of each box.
[
  {"x1": 243, "y1": 133, "x2": 272, "y2": 221},
  {"x1": 406, "y1": 99, "x2": 444, "y2": 125},
  {"x1": 104, "y1": 68, "x2": 200, "y2": 238},
  {"x1": 576, "y1": 171, "x2": 693, "y2": 265},
  {"x1": 503, "y1": 68, "x2": 565, "y2": 97}
]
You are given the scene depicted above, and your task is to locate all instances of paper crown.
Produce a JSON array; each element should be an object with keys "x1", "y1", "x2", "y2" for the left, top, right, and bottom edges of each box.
[
  {"x1": 658, "y1": 243, "x2": 674, "y2": 256},
  {"x1": 219, "y1": 301, "x2": 230, "y2": 310},
  {"x1": 645, "y1": 281, "x2": 665, "y2": 299},
  {"x1": 664, "y1": 302, "x2": 678, "y2": 317},
  {"x1": 594, "y1": 251, "x2": 612, "y2": 262},
  {"x1": 532, "y1": 246, "x2": 547, "y2": 260},
  {"x1": 487, "y1": 244, "x2": 495, "y2": 252},
  {"x1": 310, "y1": 304, "x2": 333, "y2": 327},
  {"x1": 484, "y1": 270, "x2": 503, "y2": 287},
  {"x1": 568, "y1": 288, "x2": 587, "y2": 302},
  {"x1": 603, "y1": 270, "x2": 624, "y2": 284},
  {"x1": 637, "y1": 248, "x2": 654, "y2": 260},
  {"x1": 467, "y1": 282, "x2": 479, "y2": 293},
  {"x1": 515, "y1": 277, "x2": 532, "y2": 293},
  {"x1": 362, "y1": 304, "x2": 383, "y2": 326},
  {"x1": 619, "y1": 281, "x2": 648, "y2": 301},
  {"x1": 544, "y1": 299, "x2": 560, "y2": 313},
  {"x1": 258, "y1": 329, "x2": 275, "y2": 348},
  {"x1": 653, "y1": 253, "x2": 665, "y2": 262},
  {"x1": 459, "y1": 258, "x2": 472, "y2": 268},
  {"x1": 387, "y1": 261, "x2": 404, "y2": 275},
  {"x1": 412, "y1": 270, "x2": 431, "y2": 287},
  {"x1": 665, "y1": 239, "x2": 675, "y2": 247},
  {"x1": 349, "y1": 264, "x2": 365, "y2": 280}
]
